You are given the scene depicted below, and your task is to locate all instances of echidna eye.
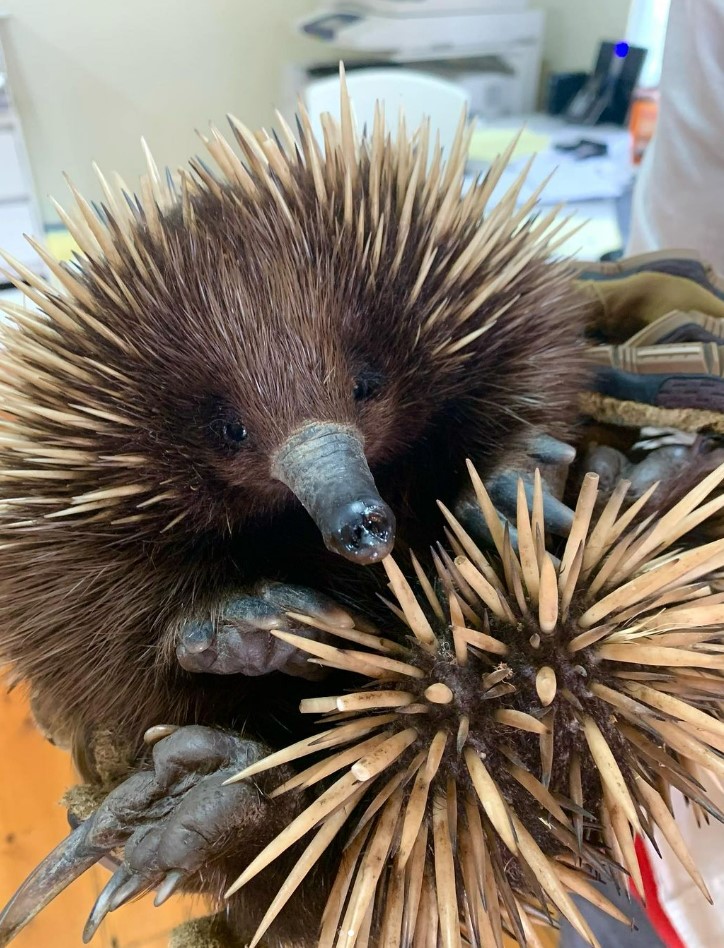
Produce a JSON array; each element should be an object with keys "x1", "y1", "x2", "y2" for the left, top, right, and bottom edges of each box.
[
  {"x1": 207, "y1": 405, "x2": 248, "y2": 449},
  {"x1": 221, "y1": 421, "x2": 247, "y2": 444},
  {"x1": 353, "y1": 370, "x2": 384, "y2": 403}
]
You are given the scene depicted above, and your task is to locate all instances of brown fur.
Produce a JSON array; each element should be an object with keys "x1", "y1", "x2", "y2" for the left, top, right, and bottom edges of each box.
[{"x1": 0, "y1": 93, "x2": 586, "y2": 783}]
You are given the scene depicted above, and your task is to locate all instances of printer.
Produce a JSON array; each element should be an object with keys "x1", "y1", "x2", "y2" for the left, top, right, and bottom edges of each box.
[{"x1": 285, "y1": 1, "x2": 546, "y2": 121}]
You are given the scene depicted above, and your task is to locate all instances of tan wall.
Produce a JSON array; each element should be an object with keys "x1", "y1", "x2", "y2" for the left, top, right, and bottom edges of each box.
[
  {"x1": 1, "y1": 0, "x2": 331, "y2": 223},
  {"x1": 534, "y1": 0, "x2": 632, "y2": 73},
  {"x1": 2, "y1": 0, "x2": 630, "y2": 225}
]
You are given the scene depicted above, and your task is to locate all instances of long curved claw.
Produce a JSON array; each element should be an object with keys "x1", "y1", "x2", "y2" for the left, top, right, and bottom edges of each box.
[
  {"x1": 154, "y1": 870, "x2": 185, "y2": 907},
  {"x1": 0, "y1": 823, "x2": 100, "y2": 947},
  {"x1": 0, "y1": 771, "x2": 162, "y2": 946},
  {"x1": 85, "y1": 869, "x2": 161, "y2": 941},
  {"x1": 109, "y1": 872, "x2": 159, "y2": 912},
  {"x1": 0, "y1": 728, "x2": 278, "y2": 946},
  {"x1": 82, "y1": 865, "x2": 134, "y2": 944}
]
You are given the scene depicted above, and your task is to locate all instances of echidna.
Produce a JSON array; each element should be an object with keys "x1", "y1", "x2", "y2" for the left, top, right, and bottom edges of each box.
[
  {"x1": 221, "y1": 461, "x2": 724, "y2": 948},
  {"x1": 0, "y1": 70, "x2": 587, "y2": 944},
  {"x1": 0, "y1": 70, "x2": 583, "y2": 768}
]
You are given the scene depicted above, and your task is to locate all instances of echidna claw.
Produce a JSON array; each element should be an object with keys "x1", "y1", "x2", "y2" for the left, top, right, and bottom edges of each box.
[
  {"x1": 456, "y1": 464, "x2": 575, "y2": 552},
  {"x1": 154, "y1": 869, "x2": 185, "y2": 907},
  {"x1": 527, "y1": 433, "x2": 577, "y2": 466},
  {"x1": 0, "y1": 770, "x2": 163, "y2": 945},
  {"x1": 488, "y1": 470, "x2": 574, "y2": 537},
  {"x1": 110, "y1": 870, "x2": 159, "y2": 911},
  {"x1": 83, "y1": 865, "x2": 135, "y2": 944}
]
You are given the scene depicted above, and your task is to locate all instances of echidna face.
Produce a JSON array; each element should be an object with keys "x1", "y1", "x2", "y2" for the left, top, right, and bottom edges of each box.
[
  {"x1": 164, "y1": 242, "x2": 428, "y2": 487},
  {"x1": 119, "y1": 228, "x2": 436, "y2": 559}
]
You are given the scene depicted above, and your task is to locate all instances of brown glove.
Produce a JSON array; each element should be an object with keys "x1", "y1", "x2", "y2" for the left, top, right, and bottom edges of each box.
[{"x1": 574, "y1": 251, "x2": 724, "y2": 434}]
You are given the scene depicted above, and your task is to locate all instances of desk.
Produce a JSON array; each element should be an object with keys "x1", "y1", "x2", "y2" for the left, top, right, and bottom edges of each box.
[{"x1": 465, "y1": 114, "x2": 635, "y2": 262}]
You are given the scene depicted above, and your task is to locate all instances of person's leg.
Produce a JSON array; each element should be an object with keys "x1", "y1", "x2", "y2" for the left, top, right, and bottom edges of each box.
[{"x1": 559, "y1": 880, "x2": 664, "y2": 948}]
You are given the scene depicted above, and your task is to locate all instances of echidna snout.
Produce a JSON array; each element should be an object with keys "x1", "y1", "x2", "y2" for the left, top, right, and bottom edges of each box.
[{"x1": 272, "y1": 422, "x2": 396, "y2": 564}]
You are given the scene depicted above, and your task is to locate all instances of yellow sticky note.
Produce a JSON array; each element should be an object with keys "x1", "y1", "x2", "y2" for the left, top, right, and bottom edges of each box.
[
  {"x1": 468, "y1": 127, "x2": 551, "y2": 164},
  {"x1": 45, "y1": 229, "x2": 79, "y2": 262}
]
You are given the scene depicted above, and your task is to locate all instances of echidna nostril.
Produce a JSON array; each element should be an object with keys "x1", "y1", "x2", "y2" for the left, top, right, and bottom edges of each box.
[
  {"x1": 363, "y1": 509, "x2": 391, "y2": 541},
  {"x1": 343, "y1": 523, "x2": 365, "y2": 549},
  {"x1": 333, "y1": 501, "x2": 396, "y2": 563}
]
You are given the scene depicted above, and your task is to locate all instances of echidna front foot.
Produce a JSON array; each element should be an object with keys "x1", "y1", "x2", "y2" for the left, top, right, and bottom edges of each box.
[
  {"x1": 176, "y1": 582, "x2": 354, "y2": 678},
  {"x1": 457, "y1": 433, "x2": 577, "y2": 551},
  {"x1": 0, "y1": 727, "x2": 307, "y2": 947},
  {"x1": 484, "y1": 467, "x2": 574, "y2": 535}
]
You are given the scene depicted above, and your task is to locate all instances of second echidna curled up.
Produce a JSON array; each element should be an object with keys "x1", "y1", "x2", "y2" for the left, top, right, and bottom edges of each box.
[{"x1": 222, "y1": 461, "x2": 724, "y2": 948}]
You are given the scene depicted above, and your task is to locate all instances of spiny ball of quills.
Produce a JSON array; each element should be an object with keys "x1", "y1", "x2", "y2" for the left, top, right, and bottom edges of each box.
[{"x1": 222, "y1": 460, "x2": 724, "y2": 948}]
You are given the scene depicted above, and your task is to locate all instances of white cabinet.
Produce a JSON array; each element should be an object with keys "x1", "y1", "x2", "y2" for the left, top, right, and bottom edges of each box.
[
  {"x1": 0, "y1": 15, "x2": 46, "y2": 280},
  {"x1": 0, "y1": 126, "x2": 25, "y2": 200},
  {"x1": 0, "y1": 200, "x2": 38, "y2": 260}
]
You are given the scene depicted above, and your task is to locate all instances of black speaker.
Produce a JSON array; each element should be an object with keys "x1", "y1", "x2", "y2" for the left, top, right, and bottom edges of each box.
[
  {"x1": 546, "y1": 72, "x2": 588, "y2": 115},
  {"x1": 564, "y1": 41, "x2": 647, "y2": 126}
]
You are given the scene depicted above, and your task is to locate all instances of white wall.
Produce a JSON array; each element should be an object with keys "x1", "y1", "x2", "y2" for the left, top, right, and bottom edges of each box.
[{"x1": 2, "y1": 0, "x2": 631, "y2": 225}]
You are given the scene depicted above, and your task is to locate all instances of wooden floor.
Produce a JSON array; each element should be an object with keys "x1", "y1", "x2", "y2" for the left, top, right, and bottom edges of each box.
[{"x1": 0, "y1": 687, "x2": 200, "y2": 948}]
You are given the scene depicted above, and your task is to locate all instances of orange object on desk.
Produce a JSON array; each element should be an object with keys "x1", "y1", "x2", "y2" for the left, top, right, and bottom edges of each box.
[{"x1": 629, "y1": 93, "x2": 659, "y2": 165}]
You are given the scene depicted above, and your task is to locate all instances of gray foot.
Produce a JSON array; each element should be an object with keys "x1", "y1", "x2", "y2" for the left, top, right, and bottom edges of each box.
[
  {"x1": 458, "y1": 434, "x2": 577, "y2": 550},
  {"x1": 176, "y1": 582, "x2": 355, "y2": 678}
]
